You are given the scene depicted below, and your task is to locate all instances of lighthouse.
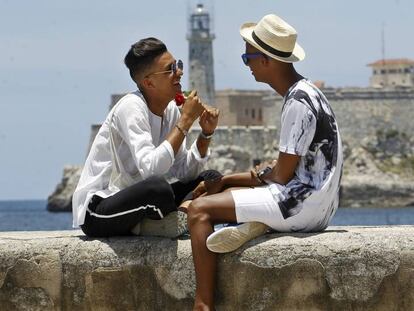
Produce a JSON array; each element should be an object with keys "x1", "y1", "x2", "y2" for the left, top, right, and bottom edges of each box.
[{"x1": 187, "y1": 3, "x2": 216, "y2": 106}]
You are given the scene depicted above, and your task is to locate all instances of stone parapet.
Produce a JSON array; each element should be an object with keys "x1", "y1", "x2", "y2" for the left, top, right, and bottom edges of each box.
[{"x1": 1, "y1": 227, "x2": 413, "y2": 310}]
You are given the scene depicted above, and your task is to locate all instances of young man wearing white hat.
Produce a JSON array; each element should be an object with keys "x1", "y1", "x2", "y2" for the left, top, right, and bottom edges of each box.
[{"x1": 185, "y1": 14, "x2": 343, "y2": 309}]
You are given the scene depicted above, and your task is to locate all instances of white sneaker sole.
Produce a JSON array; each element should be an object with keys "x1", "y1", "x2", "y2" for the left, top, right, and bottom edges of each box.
[{"x1": 206, "y1": 222, "x2": 268, "y2": 253}]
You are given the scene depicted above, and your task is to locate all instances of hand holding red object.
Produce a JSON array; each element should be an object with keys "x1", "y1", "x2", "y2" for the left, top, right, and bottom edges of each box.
[
  {"x1": 181, "y1": 90, "x2": 204, "y2": 122},
  {"x1": 175, "y1": 92, "x2": 186, "y2": 106}
]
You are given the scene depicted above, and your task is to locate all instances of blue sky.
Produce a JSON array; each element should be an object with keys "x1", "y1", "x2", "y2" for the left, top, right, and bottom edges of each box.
[{"x1": 0, "y1": 0, "x2": 412, "y2": 200}]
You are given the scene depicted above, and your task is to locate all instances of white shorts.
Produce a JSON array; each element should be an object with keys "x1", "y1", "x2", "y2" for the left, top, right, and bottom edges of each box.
[{"x1": 231, "y1": 185, "x2": 315, "y2": 232}]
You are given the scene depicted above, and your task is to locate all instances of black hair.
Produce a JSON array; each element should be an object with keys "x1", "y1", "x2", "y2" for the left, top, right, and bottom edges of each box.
[{"x1": 124, "y1": 37, "x2": 167, "y2": 82}]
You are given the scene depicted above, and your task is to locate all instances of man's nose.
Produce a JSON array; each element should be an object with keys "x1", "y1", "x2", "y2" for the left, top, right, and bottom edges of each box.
[{"x1": 176, "y1": 67, "x2": 184, "y2": 77}]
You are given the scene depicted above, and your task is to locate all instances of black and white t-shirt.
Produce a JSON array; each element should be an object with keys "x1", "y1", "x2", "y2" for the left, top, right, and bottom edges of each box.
[{"x1": 269, "y1": 79, "x2": 343, "y2": 231}]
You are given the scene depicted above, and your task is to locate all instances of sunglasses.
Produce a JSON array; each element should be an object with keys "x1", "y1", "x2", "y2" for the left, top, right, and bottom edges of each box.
[
  {"x1": 146, "y1": 60, "x2": 184, "y2": 78},
  {"x1": 241, "y1": 53, "x2": 267, "y2": 65}
]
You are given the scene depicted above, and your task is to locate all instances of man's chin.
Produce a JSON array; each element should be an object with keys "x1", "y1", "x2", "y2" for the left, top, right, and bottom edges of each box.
[{"x1": 253, "y1": 76, "x2": 264, "y2": 83}]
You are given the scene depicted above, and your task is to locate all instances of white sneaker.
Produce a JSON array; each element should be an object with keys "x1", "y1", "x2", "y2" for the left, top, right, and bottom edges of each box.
[
  {"x1": 131, "y1": 211, "x2": 188, "y2": 238},
  {"x1": 206, "y1": 222, "x2": 269, "y2": 253}
]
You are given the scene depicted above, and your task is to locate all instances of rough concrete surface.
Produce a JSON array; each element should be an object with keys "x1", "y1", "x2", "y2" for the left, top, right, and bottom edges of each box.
[{"x1": 0, "y1": 226, "x2": 413, "y2": 311}]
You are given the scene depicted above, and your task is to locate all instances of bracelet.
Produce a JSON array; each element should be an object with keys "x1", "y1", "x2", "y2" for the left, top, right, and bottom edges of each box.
[
  {"x1": 251, "y1": 169, "x2": 264, "y2": 184},
  {"x1": 175, "y1": 124, "x2": 188, "y2": 137},
  {"x1": 199, "y1": 131, "x2": 214, "y2": 140},
  {"x1": 257, "y1": 166, "x2": 272, "y2": 184}
]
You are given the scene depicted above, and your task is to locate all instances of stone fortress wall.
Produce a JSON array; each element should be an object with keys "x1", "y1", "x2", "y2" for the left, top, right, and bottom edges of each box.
[{"x1": 187, "y1": 126, "x2": 278, "y2": 172}]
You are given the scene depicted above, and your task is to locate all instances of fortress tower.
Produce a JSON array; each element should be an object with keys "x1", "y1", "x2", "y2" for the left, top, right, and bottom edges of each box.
[{"x1": 187, "y1": 3, "x2": 216, "y2": 106}]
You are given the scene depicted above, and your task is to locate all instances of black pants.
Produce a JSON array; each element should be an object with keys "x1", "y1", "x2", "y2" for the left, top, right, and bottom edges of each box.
[{"x1": 81, "y1": 171, "x2": 221, "y2": 237}]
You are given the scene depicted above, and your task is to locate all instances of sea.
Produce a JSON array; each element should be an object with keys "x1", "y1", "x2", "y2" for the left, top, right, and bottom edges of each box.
[{"x1": 0, "y1": 200, "x2": 413, "y2": 232}]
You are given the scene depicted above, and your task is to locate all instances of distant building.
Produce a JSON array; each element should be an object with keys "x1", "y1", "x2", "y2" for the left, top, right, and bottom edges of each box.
[
  {"x1": 187, "y1": 3, "x2": 216, "y2": 106},
  {"x1": 368, "y1": 58, "x2": 414, "y2": 88},
  {"x1": 215, "y1": 89, "x2": 278, "y2": 126}
]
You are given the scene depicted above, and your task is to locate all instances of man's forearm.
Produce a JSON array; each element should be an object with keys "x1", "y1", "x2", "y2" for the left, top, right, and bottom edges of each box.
[
  {"x1": 166, "y1": 117, "x2": 193, "y2": 155},
  {"x1": 195, "y1": 133, "x2": 212, "y2": 158},
  {"x1": 221, "y1": 172, "x2": 263, "y2": 189}
]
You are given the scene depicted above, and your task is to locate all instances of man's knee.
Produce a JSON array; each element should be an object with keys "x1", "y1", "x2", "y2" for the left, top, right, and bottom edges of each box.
[
  {"x1": 142, "y1": 176, "x2": 174, "y2": 200},
  {"x1": 144, "y1": 175, "x2": 169, "y2": 191},
  {"x1": 187, "y1": 198, "x2": 211, "y2": 226},
  {"x1": 141, "y1": 175, "x2": 176, "y2": 216}
]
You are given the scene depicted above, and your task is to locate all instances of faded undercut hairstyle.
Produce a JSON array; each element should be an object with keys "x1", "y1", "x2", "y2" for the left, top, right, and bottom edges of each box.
[{"x1": 124, "y1": 37, "x2": 167, "y2": 83}]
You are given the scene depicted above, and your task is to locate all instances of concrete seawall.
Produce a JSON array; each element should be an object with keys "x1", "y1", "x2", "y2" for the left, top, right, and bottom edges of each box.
[{"x1": 1, "y1": 227, "x2": 413, "y2": 310}]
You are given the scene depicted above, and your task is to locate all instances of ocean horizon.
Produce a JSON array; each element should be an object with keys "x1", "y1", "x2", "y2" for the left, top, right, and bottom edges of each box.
[{"x1": 0, "y1": 200, "x2": 414, "y2": 232}]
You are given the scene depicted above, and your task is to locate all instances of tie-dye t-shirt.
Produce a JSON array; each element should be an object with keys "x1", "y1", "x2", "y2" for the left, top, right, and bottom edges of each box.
[{"x1": 269, "y1": 79, "x2": 343, "y2": 230}]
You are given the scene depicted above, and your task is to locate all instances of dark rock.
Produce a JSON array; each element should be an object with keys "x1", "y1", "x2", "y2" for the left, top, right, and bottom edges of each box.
[{"x1": 47, "y1": 166, "x2": 81, "y2": 212}]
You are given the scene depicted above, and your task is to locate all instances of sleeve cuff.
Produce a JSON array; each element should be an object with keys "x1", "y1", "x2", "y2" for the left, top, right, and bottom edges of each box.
[
  {"x1": 279, "y1": 145, "x2": 307, "y2": 156},
  {"x1": 161, "y1": 140, "x2": 175, "y2": 164},
  {"x1": 191, "y1": 140, "x2": 210, "y2": 163}
]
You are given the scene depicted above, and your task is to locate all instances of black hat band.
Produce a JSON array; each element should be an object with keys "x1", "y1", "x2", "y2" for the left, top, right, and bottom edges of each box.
[{"x1": 252, "y1": 31, "x2": 293, "y2": 58}]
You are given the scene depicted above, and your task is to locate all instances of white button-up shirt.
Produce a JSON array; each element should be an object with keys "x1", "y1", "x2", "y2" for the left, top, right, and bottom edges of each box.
[{"x1": 72, "y1": 90, "x2": 210, "y2": 227}]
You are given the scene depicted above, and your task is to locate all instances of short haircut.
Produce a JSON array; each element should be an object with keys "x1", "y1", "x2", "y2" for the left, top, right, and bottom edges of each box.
[{"x1": 124, "y1": 37, "x2": 167, "y2": 82}]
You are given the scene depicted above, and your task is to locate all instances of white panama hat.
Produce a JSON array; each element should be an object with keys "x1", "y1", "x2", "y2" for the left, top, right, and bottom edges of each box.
[{"x1": 240, "y1": 14, "x2": 305, "y2": 63}]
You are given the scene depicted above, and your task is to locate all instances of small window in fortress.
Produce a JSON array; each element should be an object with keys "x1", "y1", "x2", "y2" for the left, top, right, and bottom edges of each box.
[
  {"x1": 381, "y1": 70, "x2": 386, "y2": 74},
  {"x1": 258, "y1": 108, "x2": 263, "y2": 121},
  {"x1": 251, "y1": 109, "x2": 255, "y2": 119},
  {"x1": 373, "y1": 70, "x2": 377, "y2": 75}
]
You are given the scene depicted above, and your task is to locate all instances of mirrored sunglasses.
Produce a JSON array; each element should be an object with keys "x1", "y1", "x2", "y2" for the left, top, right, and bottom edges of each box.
[{"x1": 147, "y1": 60, "x2": 184, "y2": 77}]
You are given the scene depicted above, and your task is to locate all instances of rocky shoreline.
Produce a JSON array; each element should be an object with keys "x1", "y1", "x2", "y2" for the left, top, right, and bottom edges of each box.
[{"x1": 47, "y1": 166, "x2": 81, "y2": 212}]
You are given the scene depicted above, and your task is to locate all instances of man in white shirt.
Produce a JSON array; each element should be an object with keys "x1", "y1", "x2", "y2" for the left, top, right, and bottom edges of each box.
[
  {"x1": 185, "y1": 14, "x2": 343, "y2": 309},
  {"x1": 72, "y1": 37, "x2": 219, "y2": 237}
]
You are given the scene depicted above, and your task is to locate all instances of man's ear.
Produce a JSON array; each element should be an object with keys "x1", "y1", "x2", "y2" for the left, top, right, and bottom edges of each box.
[
  {"x1": 261, "y1": 55, "x2": 271, "y2": 67},
  {"x1": 140, "y1": 77, "x2": 154, "y2": 89}
]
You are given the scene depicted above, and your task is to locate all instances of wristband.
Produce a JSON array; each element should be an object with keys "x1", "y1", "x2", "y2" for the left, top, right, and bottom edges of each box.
[
  {"x1": 257, "y1": 166, "x2": 272, "y2": 183},
  {"x1": 175, "y1": 124, "x2": 188, "y2": 137},
  {"x1": 251, "y1": 170, "x2": 264, "y2": 184},
  {"x1": 199, "y1": 131, "x2": 214, "y2": 140}
]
